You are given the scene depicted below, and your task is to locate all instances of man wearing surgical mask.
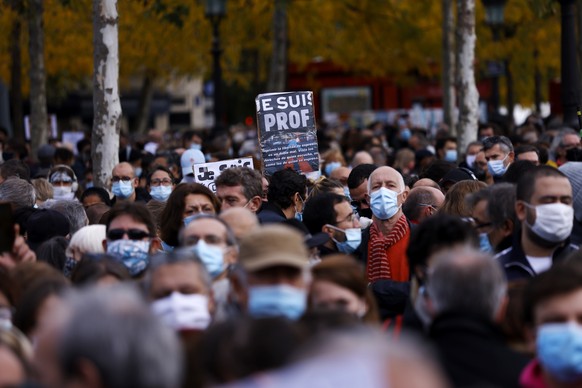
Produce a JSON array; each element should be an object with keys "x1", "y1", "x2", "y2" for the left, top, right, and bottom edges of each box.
[
  {"x1": 359, "y1": 166, "x2": 410, "y2": 283},
  {"x1": 483, "y1": 136, "x2": 515, "y2": 182},
  {"x1": 146, "y1": 251, "x2": 215, "y2": 334},
  {"x1": 111, "y1": 162, "x2": 149, "y2": 203},
  {"x1": 180, "y1": 214, "x2": 238, "y2": 321},
  {"x1": 303, "y1": 193, "x2": 361, "y2": 257},
  {"x1": 521, "y1": 262, "x2": 582, "y2": 387},
  {"x1": 236, "y1": 225, "x2": 310, "y2": 321},
  {"x1": 496, "y1": 166, "x2": 578, "y2": 281},
  {"x1": 102, "y1": 202, "x2": 161, "y2": 277}
]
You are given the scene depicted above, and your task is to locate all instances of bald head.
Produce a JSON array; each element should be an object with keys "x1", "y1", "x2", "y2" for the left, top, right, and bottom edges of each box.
[
  {"x1": 413, "y1": 178, "x2": 441, "y2": 190},
  {"x1": 330, "y1": 166, "x2": 351, "y2": 186},
  {"x1": 368, "y1": 166, "x2": 405, "y2": 194},
  {"x1": 219, "y1": 207, "x2": 259, "y2": 241},
  {"x1": 403, "y1": 186, "x2": 445, "y2": 223},
  {"x1": 351, "y1": 151, "x2": 374, "y2": 167}
]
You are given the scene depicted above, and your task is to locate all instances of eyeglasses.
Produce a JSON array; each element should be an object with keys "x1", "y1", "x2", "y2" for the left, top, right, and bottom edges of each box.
[
  {"x1": 336, "y1": 211, "x2": 358, "y2": 225},
  {"x1": 150, "y1": 178, "x2": 173, "y2": 187},
  {"x1": 350, "y1": 198, "x2": 368, "y2": 208},
  {"x1": 107, "y1": 228, "x2": 151, "y2": 241},
  {"x1": 112, "y1": 176, "x2": 133, "y2": 183}
]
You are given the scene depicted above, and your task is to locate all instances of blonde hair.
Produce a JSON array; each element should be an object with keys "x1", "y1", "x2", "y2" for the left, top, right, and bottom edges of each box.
[{"x1": 31, "y1": 178, "x2": 53, "y2": 203}]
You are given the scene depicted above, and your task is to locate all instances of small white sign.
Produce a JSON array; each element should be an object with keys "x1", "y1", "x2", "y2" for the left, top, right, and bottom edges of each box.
[{"x1": 193, "y1": 157, "x2": 254, "y2": 193}]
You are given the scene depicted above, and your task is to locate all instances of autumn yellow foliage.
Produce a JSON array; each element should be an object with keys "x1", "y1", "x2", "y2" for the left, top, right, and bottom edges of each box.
[{"x1": 0, "y1": 0, "x2": 562, "y2": 107}]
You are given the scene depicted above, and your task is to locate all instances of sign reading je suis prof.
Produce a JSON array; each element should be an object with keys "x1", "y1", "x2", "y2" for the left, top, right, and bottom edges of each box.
[
  {"x1": 194, "y1": 157, "x2": 254, "y2": 193},
  {"x1": 256, "y1": 91, "x2": 319, "y2": 178}
]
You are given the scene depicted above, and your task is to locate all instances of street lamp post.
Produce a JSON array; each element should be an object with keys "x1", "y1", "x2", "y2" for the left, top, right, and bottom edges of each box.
[
  {"x1": 482, "y1": 0, "x2": 506, "y2": 116},
  {"x1": 205, "y1": 0, "x2": 226, "y2": 134},
  {"x1": 560, "y1": 0, "x2": 581, "y2": 127}
]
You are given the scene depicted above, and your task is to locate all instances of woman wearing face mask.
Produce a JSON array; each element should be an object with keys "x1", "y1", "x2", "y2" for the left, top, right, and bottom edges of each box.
[
  {"x1": 309, "y1": 255, "x2": 379, "y2": 324},
  {"x1": 146, "y1": 166, "x2": 175, "y2": 203},
  {"x1": 47, "y1": 165, "x2": 79, "y2": 201},
  {"x1": 159, "y1": 183, "x2": 221, "y2": 251}
]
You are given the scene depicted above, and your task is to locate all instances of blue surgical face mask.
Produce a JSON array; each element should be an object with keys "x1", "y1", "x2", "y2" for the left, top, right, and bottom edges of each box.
[
  {"x1": 479, "y1": 232, "x2": 493, "y2": 253},
  {"x1": 537, "y1": 323, "x2": 582, "y2": 383},
  {"x1": 370, "y1": 187, "x2": 401, "y2": 220},
  {"x1": 112, "y1": 181, "x2": 134, "y2": 199},
  {"x1": 106, "y1": 239, "x2": 150, "y2": 277},
  {"x1": 294, "y1": 195, "x2": 304, "y2": 222},
  {"x1": 248, "y1": 285, "x2": 307, "y2": 320},
  {"x1": 444, "y1": 149, "x2": 458, "y2": 163},
  {"x1": 327, "y1": 225, "x2": 361, "y2": 254},
  {"x1": 190, "y1": 143, "x2": 202, "y2": 151},
  {"x1": 150, "y1": 186, "x2": 172, "y2": 202},
  {"x1": 324, "y1": 161, "x2": 342, "y2": 177},
  {"x1": 135, "y1": 167, "x2": 143, "y2": 177},
  {"x1": 400, "y1": 128, "x2": 411, "y2": 141},
  {"x1": 487, "y1": 154, "x2": 509, "y2": 177},
  {"x1": 190, "y1": 240, "x2": 225, "y2": 278}
]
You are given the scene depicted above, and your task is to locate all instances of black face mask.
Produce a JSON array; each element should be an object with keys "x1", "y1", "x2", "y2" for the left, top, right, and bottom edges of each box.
[
  {"x1": 472, "y1": 167, "x2": 487, "y2": 182},
  {"x1": 357, "y1": 207, "x2": 373, "y2": 219}
]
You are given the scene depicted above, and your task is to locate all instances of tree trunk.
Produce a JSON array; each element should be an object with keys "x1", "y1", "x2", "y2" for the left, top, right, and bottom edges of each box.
[
  {"x1": 132, "y1": 73, "x2": 155, "y2": 135},
  {"x1": 267, "y1": 0, "x2": 288, "y2": 92},
  {"x1": 455, "y1": 0, "x2": 479, "y2": 152},
  {"x1": 92, "y1": 0, "x2": 121, "y2": 188},
  {"x1": 9, "y1": 0, "x2": 24, "y2": 143},
  {"x1": 442, "y1": 0, "x2": 456, "y2": 136},
  {"x1": 505, "y1": 58, "x2": 514, "y2": 128},
  {"x1": 28, "y1": 0, "x2": 48, "y2": 162}
]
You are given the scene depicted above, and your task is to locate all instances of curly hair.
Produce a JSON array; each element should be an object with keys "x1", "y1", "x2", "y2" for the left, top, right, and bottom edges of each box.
[{"x1": 267, "y1": 169, "x2": 307, "y2": 210}]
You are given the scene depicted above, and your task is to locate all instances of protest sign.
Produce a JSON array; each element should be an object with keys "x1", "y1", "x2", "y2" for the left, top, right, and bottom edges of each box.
[
  {"x1": 256, "y1": 91, "x2": 319, "y2": 178},
  {"x1": 193, "y1": 157, "x2": 254, "y2": 193}
]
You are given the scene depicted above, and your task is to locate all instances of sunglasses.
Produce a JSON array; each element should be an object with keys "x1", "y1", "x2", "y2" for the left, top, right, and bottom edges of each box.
[{"x1": 107, "y1": 228, "x2": 151, "y2": 241}]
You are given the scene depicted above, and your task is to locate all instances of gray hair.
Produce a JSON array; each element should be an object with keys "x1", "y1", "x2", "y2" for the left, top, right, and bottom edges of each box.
[
  {"x1": 0, "y1": 177, "x2": 36, "y2": 209},
  {"x1": 426, "y1": 248, "x2": 507, "y2": 320},
  {"x1": 487, "y1": 183, "x2": 517, "y2": 228},
  {"x1": 143, "y1": 249, "x2": 212, "y2": 296},
  {"x1": 178, "y1": 213, "x2": 237, "y2": 248},
  {"x1": 403, "y1": 188, "x2": 436, "y2": 221},
  {"x1": 41, "y1": 199, "x2": 88, "y2": 235},
  {"x1": 58, "y1": 285, "x2": 182, "y2": 388},
  {"x1": 482, "y1": 135, "x2": 514, "y2": 154}
]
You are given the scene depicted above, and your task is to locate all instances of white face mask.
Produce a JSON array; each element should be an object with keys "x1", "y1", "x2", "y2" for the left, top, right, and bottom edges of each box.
[
  {"x1": 465, "y1": 154, "x2": 477, "y2": 169},
  {"x1": 524, "y1": 202, "x2": 574, "y2": 243},
  {"x1": 53, "y1": 186, "x2": 75, "y2": 200},
  {"x1": 151, "y1": 292, "x2": 211, "y2": 331}
]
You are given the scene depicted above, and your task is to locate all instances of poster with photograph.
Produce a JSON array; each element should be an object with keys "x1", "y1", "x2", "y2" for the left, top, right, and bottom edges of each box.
[
  {"x1": 256, "y1": 91, "x2": 319, "y2": 178},
  {"x1": 193, "y1": 157, "x2": 254, "y2": 193}
]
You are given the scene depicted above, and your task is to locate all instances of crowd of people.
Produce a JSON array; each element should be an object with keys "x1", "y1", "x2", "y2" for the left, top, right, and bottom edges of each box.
[{"x1": 0, "y1": 116, "x2": 581, "y2": 388}]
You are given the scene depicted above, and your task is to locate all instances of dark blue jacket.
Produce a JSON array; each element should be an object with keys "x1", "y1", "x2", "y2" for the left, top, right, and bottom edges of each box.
[{"x1": 495, "y1": 231, "x2": 578, "y2": 281}]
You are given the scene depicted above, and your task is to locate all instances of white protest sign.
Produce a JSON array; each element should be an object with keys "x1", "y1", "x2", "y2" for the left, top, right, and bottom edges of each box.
[{"x1": 193, "y1": 157, "x2": 254, "y2": 193}]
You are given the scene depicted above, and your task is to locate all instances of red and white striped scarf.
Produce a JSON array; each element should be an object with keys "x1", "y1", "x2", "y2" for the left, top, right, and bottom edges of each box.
[{"x1": 367, "y1": 214, "x2": 409, "y2": 281}]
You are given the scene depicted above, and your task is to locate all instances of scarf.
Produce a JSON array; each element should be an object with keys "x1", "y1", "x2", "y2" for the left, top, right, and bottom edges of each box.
[{"x1": 367, "y1": 214, "x2": 410, "y2": 282}]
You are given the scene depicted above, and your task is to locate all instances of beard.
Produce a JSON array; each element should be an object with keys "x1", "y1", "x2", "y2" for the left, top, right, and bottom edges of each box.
[{"x1": 525, "y1": 223, "x2": 564, "y2": 249}]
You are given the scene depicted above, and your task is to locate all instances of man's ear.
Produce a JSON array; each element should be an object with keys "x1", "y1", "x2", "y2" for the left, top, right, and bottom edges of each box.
[
  {"x1": 501, "y1": 219, "x2": 514, "y2": 238},
  {"x1": 508, "y1": 151, "x2": 515, "y2": 164},
  {"x1": 133, "y1": 177, "x2": 139, "y2": 188},
  {"x1": 399, "y1": 188, "x2": 409, "y2": 203},
  {"x1": 248, "y1": 196, "x2": 262, "y2": 213},
  {"x1": 68, "y1": 358, "x2": 104, "y2": 388},
  {"x1": 149, "y1": 237, "x2": 161, "y2": 253},
  {"x1": 321, "y1": 224, "x2": 335, "y2": 238},
  {"x1": 515, "y1": 201, "x2": 527, "y2": 222}
]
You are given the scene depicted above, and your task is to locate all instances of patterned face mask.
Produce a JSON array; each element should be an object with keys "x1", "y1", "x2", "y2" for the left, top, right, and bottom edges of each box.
[{"x1": 106, "y1": 239, "x2": 151, "y2": 276}]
